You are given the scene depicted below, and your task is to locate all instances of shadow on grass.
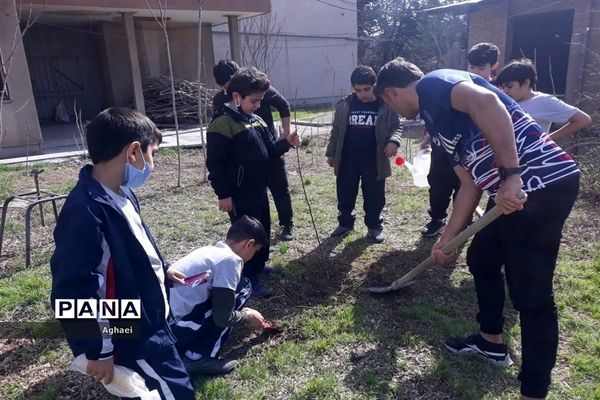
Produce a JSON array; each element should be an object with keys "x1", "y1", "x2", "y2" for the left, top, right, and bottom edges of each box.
[
  {"x1": 269, "y1": 235, "x2": 373, "y2": 308},
  {"x1": 341, "y1": 244, "x2": 521, "y2": 399},
  {"x1": 0, "y1": 339, "x2": 65, "y2": 378},
  {"x1": 20, "y1": 370, "x2": 110, "y2": 400}
]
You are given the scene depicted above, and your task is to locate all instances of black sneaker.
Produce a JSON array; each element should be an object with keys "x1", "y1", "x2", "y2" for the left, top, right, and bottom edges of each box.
[
  {"x1": 330, "y1": 225, "x2": 353, "y2": 237},
  {"x1": 421, "y1": 219, "x2": 446, "y2": 237},
  {"x1": 183, "y1": 356, "x2": 239, "y2": 376},
  {"x1": 367, "y1": 228, "x2": 386, "y2": 243},
  {"x1": 280, "y1": 225, "x2": 294, "y2": 241},
  {"x1": 445, "y1": 334, "x2": 513, "y2": 368}
]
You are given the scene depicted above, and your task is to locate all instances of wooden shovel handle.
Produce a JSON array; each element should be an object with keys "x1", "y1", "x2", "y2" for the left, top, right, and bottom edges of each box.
[{"x1": 386, "y1": 205, "x2": 504, "y2": 291}]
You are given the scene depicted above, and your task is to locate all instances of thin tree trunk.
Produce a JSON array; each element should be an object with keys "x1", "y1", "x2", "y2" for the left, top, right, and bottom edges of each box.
[
  {"x1": 164, "y1": 33, "x2": 182, "y2": 187},
  {"x1": 144, "y1": 0, "x2": 182, "y2": 187},
  {"x1": 197, "y1": 1, "x2": 207, "y2": 183}
]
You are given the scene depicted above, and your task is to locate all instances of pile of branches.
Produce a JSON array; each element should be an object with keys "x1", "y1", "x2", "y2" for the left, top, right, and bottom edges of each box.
[{"x1": 141, "y1": 77, "x2": 216, "y2": 127}]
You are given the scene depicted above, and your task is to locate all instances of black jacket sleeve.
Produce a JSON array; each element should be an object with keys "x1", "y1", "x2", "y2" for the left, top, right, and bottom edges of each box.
[
  {"x1": 265, "y1": 87, "x2": 291, "y2": 118},
  {"x1": 206, "y1": 127, "x2": 234, "y2": 199},
  {"x1": 211, "y1": 287, "x2": 247, "y2": 327},
  {"x1": 257, "y1": 122, "x2": 291, "y2": 158}
]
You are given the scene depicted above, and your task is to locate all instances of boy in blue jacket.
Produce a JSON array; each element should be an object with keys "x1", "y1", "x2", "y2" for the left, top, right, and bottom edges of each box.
[{"x1": 51, "y1": 108, "x2": 195, "y2": 399}]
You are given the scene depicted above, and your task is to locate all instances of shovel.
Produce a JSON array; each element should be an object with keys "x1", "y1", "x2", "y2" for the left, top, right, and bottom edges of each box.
[{"x1": 366, "y1": 204, "x2": 504, "y2": 294}]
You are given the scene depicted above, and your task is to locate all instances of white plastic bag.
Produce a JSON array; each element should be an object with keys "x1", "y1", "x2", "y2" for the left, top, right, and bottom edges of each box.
[
  {"x1": 55, "y1": 101, "x2": 70, "y2": 123},
  {"x1": 405, "y1": 149, "x2": 431, "y2": 188},
  {"x1": 69, "y1": 355, "x2": 161, "y2": 400}
]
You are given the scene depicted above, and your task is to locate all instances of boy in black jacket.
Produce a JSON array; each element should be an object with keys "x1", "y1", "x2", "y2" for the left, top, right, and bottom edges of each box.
[
  {"x1": 206, "y1": 67, "x2": 300, "y2": 298},
  {"x1": 213, "y1": 60, "x2": 295, "y2": 241}
]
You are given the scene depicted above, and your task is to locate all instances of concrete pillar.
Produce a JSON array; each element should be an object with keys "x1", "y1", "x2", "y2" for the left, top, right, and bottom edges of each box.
[
  {"x1": 122, "y1": 12, "x2": 145, "y2": 114},
  {"x1": 227, "y1": 15, "x2": 241, "y2": 63},
  {"x1": 201, "y1": 23, "x2": 216, "y2": 85},
  {"x1": 0, "y1": 0, "x2": 42, "y2": 158}
]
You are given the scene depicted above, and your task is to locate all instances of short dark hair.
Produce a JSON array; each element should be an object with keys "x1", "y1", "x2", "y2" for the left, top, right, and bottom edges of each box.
[
  {"x1": 86, "y1": 107, "x2": 162, "y2": 164},
  {"x1": 467, "y1": 42, "x2": 499, "y2": 67},
  {"x1": 375, "y1": 57, "x2": 424, "y2": 95},
  {"x1": 495, "y1": 58, "x2": 537, "y2": 88},
  {"x1": 226, "y1": 67, "x2": 270, "y2": 100},
  {"x1": 351, "y1": 65, "x2": 376, "y2": 86},
  {"x1": 226, "y1": 216, "x2": 267, "y2": 247},
  {"x1": 213, "y1": 59, "x2": 239, "y2": 86}
]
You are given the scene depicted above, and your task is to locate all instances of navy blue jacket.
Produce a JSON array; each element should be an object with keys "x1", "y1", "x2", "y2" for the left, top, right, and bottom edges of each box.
[{"x1": 50, "y1": 165, "x2": 176, "y2": 361}]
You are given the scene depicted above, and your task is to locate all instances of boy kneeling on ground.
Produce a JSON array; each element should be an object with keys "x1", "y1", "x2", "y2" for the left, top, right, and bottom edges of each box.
[{"x1": 169, "y1": 216, "x2": 267, "y2": 375}]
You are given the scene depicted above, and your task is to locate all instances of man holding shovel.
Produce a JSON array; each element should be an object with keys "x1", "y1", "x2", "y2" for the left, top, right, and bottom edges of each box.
[{"x1": 376, "y1": 58, "x2": 580, "y2": 400}]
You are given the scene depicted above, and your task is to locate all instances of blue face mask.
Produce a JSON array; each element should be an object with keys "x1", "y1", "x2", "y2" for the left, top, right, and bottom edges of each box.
[{"x1": 123, "y1": 147, "x2": 152, "y2": 188}]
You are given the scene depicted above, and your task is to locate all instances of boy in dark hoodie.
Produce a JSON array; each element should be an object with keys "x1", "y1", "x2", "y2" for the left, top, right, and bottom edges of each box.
[{"x1": 206, "y1": 67, "x2": 300, "y2": 298}]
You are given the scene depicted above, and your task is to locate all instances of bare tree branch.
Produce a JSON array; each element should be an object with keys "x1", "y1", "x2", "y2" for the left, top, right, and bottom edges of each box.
[
  {"x1": 145, "y1": 0, "x2": 183, "y2": 187},
  {"x1": 240, "y1": 13, "x2": 285, "y2": 73},
  {"x1": 197, "y1": 0, "x2": 208, "y2": 183}
]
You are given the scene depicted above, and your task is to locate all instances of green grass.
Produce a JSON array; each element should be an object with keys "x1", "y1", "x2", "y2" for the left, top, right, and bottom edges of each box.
[
  {"x1": 0, "y1": 140, "x2": 598, "y2": 399},
  {"x1": 48, "y1": 179, "x2": 76, "y2": 196},
  {"x1": 273, "y1": 107, "x2": 330, "y2": 123},
  {"x1": 294, "y1": 375, "x2": 342, "y2": 400},
  {"x1": 0, "y1": 269, "x2": 51, "y2": 312}
]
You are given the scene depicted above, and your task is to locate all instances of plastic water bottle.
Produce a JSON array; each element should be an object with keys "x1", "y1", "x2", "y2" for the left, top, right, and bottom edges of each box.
[
  {"x1": 410, "y1": 149, "x2": 431, "y2": 187},
  {"x1": 396, "y1": 149, "x2": 431, "y2": 188}
]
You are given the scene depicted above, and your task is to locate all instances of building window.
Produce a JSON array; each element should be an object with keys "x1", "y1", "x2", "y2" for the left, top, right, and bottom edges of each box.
[{"x1": 1, "y1": 54, "x2": 9, "y2": 101}]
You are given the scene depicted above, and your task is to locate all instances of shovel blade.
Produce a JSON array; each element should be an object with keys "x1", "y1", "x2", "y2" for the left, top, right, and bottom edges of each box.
[{"x1": 366, "y1": 280, "x2": 415, "y2": 294}]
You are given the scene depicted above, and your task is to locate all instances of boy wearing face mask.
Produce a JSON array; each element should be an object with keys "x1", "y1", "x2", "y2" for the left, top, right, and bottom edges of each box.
[
  {"x1": 213, "y1": 60, "x2": 296, "y2": 243},
  {"x1": 206, "y1": 67, "x2": 300, "y2": 298},
  {"x1": 50, "y1": 107, "x2": 196, "y2": 399}
]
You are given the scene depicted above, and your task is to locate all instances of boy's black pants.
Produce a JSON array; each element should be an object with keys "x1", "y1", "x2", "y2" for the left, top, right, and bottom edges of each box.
[
  {"x1": 427, "y1": 146, "x2": 460, "y2": 221},
  {"x1": 336, "y1": 155, "x2": 385, "y2": 230},
  {"x1": 171, "y1": 278, "x2": 252, "y2": 359},
  {"x1": 466, "y1": 175, "x2": 579, "y2": 399},
  {"x1": 268, "y1": 156, "x2": 294, "y2": 228},
  {"x1": 228, "y1": 192, "x2": 270, "y2": 279}
]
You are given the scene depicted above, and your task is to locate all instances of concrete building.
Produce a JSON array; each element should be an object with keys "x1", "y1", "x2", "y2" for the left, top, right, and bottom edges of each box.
[
  {"x1": 426, "y1": 0, "x2": 600, "y2": 118},
  {"x1": 213, "y1": 0, "x2": 359, "y2": 106},
  {"x1": 0, "y1": 0, "x2": 270, "y2": 158}
]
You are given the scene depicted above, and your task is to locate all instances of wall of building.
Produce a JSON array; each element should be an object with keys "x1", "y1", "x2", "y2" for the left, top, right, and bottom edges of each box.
[
  {"x1": 0, "y1": 1, "x2": 43, "y2": 158},
  {"x1": 101, "y1": 22, "x2": 133, "y2": 106},
  {"x1": 468, "y1": 0, "x2": 595, "y2": 107},
  {"x1": 468, "y1": 1, "x2": 508, "y2": 65},
  {"x1": 212, "y1": 0, "x2": 359, "y2": 105}
]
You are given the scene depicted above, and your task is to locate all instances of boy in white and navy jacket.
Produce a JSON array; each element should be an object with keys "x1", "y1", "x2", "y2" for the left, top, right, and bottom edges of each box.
[{"x1": 169, "y1": 216, "x2": 266, "y2": 375}]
